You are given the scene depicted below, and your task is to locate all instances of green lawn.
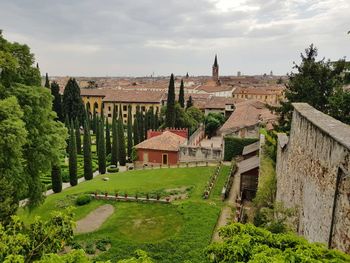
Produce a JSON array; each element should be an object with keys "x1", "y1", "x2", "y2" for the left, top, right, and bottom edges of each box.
[
  {"x1": 19, "y1": 166, "x2": 222, "y2": 262},
  {"x1": 210, "y1": 165, "x2": 230, "y2": 202}
]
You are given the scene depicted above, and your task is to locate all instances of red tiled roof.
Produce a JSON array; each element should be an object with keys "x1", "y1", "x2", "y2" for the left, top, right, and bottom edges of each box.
[
  {"x1": 135, "y1": 131, "x2": 187, "y2": 151},
  {"x1": 80, "y1": 88, "x2": 111, "y2": 97},
  {"x1": 205, "y1": 97, "x2": 241, "y2": 109},
  {"x1": 102, "y1": 90, "x2": 165, "y2": 103}
]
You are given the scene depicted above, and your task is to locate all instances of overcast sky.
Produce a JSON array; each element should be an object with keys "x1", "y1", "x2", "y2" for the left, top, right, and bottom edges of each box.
[{"x1": 1, "y1": 0, "x2": 349, "y2": 77}]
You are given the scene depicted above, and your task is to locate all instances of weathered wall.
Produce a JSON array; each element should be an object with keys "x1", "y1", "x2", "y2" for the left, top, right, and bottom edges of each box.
[
  {"x1": 179, "y1": 145, "x2": 222, "y2": 162},
  {"x1": 276, "y1": 103, "x2": 350, "y2": 253}
]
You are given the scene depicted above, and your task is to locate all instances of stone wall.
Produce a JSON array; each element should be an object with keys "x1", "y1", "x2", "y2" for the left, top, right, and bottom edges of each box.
[
  {"x1": 179, "y1": 145, "x2": 222, "y2": 162},
  {"x1": 276, "y1": 103, "x2": 350, "y2": 253}
]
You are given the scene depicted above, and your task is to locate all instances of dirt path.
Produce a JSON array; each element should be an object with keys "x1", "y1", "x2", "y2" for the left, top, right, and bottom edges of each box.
[
  {"x1": 212, "y1": 206, "x2": 232, "y2": 241},
  {"x1": 75, "y1": 204, "x2": 115, "y2": 234}
]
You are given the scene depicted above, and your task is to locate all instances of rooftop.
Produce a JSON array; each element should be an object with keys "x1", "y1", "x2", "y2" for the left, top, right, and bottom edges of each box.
[
  {"x1": 238, "y1": 155, "x2": 260, "y2": 174},
  {"x1": 135, "y1": 131, "x2": 187, "y2": 151},
  {"x1": 242, "y1": 141, "x2": 260, "y2": 155}
]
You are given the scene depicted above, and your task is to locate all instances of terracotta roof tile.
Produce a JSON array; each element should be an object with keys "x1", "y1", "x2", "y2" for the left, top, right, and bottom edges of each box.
[
  {"x1": 102, "y1": 90, "x2": 165, "y2": 103},
  {"x1": 135, "y1": 131, "x2": 187, "y2": 151}
]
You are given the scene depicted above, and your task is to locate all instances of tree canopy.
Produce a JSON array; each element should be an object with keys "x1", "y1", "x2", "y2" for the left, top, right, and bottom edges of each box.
[{"x1": 62, "y1": 78, "x2": 85, "y2": 123}]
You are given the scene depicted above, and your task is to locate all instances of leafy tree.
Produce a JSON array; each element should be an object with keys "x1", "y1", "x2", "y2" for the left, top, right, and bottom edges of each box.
[
  {"x1": 127, "y1": 104, "x2": 133, "y2": 159},
  {"x1": 165, "y1": 74, "x2": 176, "y2": 127},
  {"x1": 274, "y1": 44, "x2": 347, "y2": 131},
  {"x1": 205, "y1": 112, "x2": 226, "y2": 138},
  {"x1": 75, "y1": 118, "x2": 81, "y2": 154},
  {"x1": 69, "y1": 121, "x2": 78, "y2": 186},
  {"x1": 205, "y1": 223, "x2": 350, "y2": 262},
  {"x1": 0, "y1": 96, "x2": 27, "y2": 223},
  {"x1": 50, "y1": 81, "x2": 63, "y2": 121},
  {"x1": 98, "y1": 118, "x2": 106, "y2": 174},
  {"x1": 105, "y1": 120, "x2": 111, "y2": 155},
  {"x1": 62, "y1": 78, "x2": 84, "y2": 123},
  {"x1": 51, "y1": 164, "x2": 62, "y2": 193},
  {"x1": 328, "y1": 87, "x2": 350, "y2": 124},
  {"x1": 186, "y1": 95, "x2": 193, "y2": 109},
  {"x1": 178, "y1": 79, "x2": 185, "y2": 108},
  {"x1": 44, "y1": 72, "x2": 50, "y2": 88},
  {"x1": 118, "y1": 106, "x2": 127, "y2": 166},
  {"x1": 83, "y1": 120, "x2": 93, "y2": 180}
]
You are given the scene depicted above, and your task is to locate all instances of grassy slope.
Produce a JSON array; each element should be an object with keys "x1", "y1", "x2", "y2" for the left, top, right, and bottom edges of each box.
[
  {"x1": 210, "y1": 165, "x2": 230, "y2": 202},
  {"x1": 19, "y1": 167, "x2": 221, "y2": 262}
]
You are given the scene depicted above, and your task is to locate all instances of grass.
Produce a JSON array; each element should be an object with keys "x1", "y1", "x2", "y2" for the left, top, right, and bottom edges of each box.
[
  {"x1": 19, "y1": 166, "x2": 222, "y2": 262},
  {"x1": 210, "y1": 165, "x2": 230, "y2": 202}
]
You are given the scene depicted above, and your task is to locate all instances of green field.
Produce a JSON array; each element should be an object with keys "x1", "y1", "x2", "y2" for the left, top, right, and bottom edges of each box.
[{"x1": 19, "y1": 166, "x2": 227, "y2": 262}]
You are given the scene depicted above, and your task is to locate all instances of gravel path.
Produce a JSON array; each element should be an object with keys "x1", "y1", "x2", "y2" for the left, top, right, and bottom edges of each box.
[{"x1": 75, "y1": 204, "x2": 115, "y2": 234}]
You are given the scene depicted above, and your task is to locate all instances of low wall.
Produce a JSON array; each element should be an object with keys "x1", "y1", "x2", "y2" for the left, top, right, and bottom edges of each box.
[
  {"x1": 276, "y1": 103, "x2": 350, "y2": 253},
  {"x1": 179, "y1": 145, "x2": 222, "y2": 162}
]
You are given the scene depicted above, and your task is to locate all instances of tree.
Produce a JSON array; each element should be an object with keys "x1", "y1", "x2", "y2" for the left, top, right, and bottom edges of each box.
[
  {"x1": 50, "y1": 81, "x2": 63, "y2": 121},
  {"x1": 98, "y1": 118, "x2": 106, "y2": 174},
  {"x1": 186, "y1": 95, "x2": 193, "y2": 109},
  {"x1": 118, "y1": 106, "x2": 127, "y2": 166},
  {"x1": 83, "y1": 120, "x2": 93, "y2": 180},
  {"x1": 111, "y1": 107, "x2": 118, "y2": 166},
  {"x1": 178, "y1": 79, "x2": 185, "y2": 108},
  {"x1": 328, "y1": 87, "x2": 350, "y2": 124},
  {"x1": 165, "y1": 74, "x2": 176, "y2": 127},
  {"x1": 139, "y1": 110, "x2": 145, "y2": 142},
  {"x1": 62, "y1": 78, "x2": 84, "y2": 123},
  {"x1": 154, "y1": 107, "x2": 159, "y2": 129},
  {"x1": 69, "y1": 121, "x2": 78, "y2": 186},
  {"x1": 133, "y1": 113, "x2": 140, "y2": 145},
  {"x1": 127, "y1": 104, "x2": 133, "y2": 159},
  {"x1": 105, "y1": 120, "x2": 111, "y2": 155},
  {"x1": 51, "y1": 164, "x2": 62, "y2": 193},
  {"x1": 75, "y1": 118, "x2": 81, "y2": 154},
  {"x1": 274, "y1": 44, "x2": 347, "y2": 131},
  {"x1": 205, "y1": 223, "x2": 350, "y2": 262},
  {"x1": 205, "y1": 112, "x2": 225, "y2": 138},
  {"x1": 44, "y1": 72, "x2": 50, "y2": 88}
]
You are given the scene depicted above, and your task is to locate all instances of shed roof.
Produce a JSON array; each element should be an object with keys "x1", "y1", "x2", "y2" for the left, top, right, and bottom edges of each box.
[
  {"x1": 238, "y1": 155, "x2": 260, "y2": 174},
  {"x1": 242, "y1": 141, "x2": 260, "y2": 155}
]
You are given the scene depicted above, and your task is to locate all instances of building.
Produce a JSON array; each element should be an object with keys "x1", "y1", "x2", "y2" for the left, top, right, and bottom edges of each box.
[
  {"x1": 219, "y1": 100, "x2": 277, "y2": 138},
  {"x1": 232, "y1": 85, "x2": 285, "y2": 105},
  {"x1": 212, "y1": 54, "x2": 219, "y2": 83},
  {"x1": 242, "y1": 141, "x2": 260, "y2": 159},
  {"x1": 135, "y1": 129, "x2": 188, "y2": 166},
  {"x1": 204, "y1": 96, "x2": 239, "y2": 117},
  {"x1": 238, "y1": 155, "x2": 260, "y2": 201},
  {"x1": 194, "y1": 82, "x2": 235, "y2": 97}
]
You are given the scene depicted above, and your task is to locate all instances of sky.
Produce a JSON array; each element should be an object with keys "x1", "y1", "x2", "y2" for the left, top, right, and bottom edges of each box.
[{"x1": 1, "y1": 0, "x2": 349, "y2": 77}]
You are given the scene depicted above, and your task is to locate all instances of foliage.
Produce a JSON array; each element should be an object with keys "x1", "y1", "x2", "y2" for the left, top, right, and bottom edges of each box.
[
  {"x1": 44, "y1": 73, "x2": 50, "y2": 88},
  {"x1": 62, "y1": 78, "x2": 85, "y2": 123},
  {"x1": 133, "y1": 107, "x2": 140, "y2": 146},
  {"x1": 0, "y1": 210, "x2": 74, "y2": 262},
  {"x1": 223, "y1": 136, "x2": 258, "y2": 161},
  {"x1": 178, "y1": 79, "x2": 185, "y2": 108},
  {"x1": 51, "y1": 164, "x2": 62, "y2": 193},
  {"x1": 206, "y1": 223, "x2": 350, "y2": 262},
  {"x1": 118, "y1": 106, "x2": 127, "y2": 166},
  {"x1": 75, "y1": 195, "x2": 91, "y2": 206},
  {"x1": 111, "y1": 108, "x2": 119, "y2": 166},
  {"x1": 131, "y1": 147, "x2": 138, "y2": 162},
  {"x1": 186, "y1": 95, "x2": 193, "y2": 109},
  {"x1": 75, "y1": 118, "x2": 82, "y2": 154},
  {"x1": 83, "y1": 120, "x2": 93, "y2": 180},
  {"x1": 98, "y1": 118, "x2": 106, "y2": 174},
  {"x1": 204, "y1": 113, "x2": 226, "y2": 138},
  {"x1": 273, "y1": 44, "x2": 349, "y2": 131},
  {"x1": 117, "y1": 250, "x2": 154, "y2": 263},
  {"x1": 69, "y1": 122, "x2": 78, "y2": 186},
  {"x1": 165, "y1": 73, "x2": 176, "y2": 128},
  {"x1": 328, "y1": 86, "x2": 350, "y2": 124},
  {"x1": 127, "y1": 104, "x2": 133, "y2": 159},
  {"x1": 107, "y1": 166, "x2": 119, "y2": 173},
  {"x1": 106, "y1": 119, "x2": 111, "y2": 155},
  {"x1": 50, "y1": 81, "x2": 63, "y2": 121}
]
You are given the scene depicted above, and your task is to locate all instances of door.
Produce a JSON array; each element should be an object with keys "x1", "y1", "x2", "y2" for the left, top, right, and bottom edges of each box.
[
  {"x1": 143, "y1": 152, "x2": 148, "y2": 163},
  {"x1": 162, "y1": 154, "x2": 168, "y2": 165}
]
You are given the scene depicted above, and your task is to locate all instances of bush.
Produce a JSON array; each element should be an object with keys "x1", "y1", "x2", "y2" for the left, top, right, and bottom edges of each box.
[
  {"x1": 96, "y1": 238, "x2": 111, "y2": 251},
  {"x1": 85, "y1": 241, "x2": 95, "y2": 255},
  {"x1": 223, "y1": 136, "x2": 258, "y2": 160},
  {"x1": 75, "y1": 194, "x2": 91, "y2": 206},
  {"x1": 107, "y1": 166, "x2": 119, "y2": 173}
]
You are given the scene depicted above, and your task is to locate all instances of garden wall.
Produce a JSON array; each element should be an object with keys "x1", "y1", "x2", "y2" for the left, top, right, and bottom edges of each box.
[{"x1": 276, "y1": 103, "x2": 350, "y2": 253}]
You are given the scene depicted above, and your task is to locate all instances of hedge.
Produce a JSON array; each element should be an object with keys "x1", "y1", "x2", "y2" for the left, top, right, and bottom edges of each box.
[{"x1": 224, "y1": 136, "x2": 258, "y2": 161}]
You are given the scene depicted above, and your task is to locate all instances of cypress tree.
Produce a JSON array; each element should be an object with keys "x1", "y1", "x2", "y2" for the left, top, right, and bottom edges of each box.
[
  {"x1": 138, "y1": 110, "x2": 145, "y2": 142},
  {"x1": 75, "y1": 118, "x2": 81, "y2": 154},
  {"x1": 98, "y1": 119, "x2": 106, "y2": 174},
  {"x1": 69, "y1": 121, "x2": 78, "y2": 186},
  {"x1": 105, "y1": 120, "x2": 111, "y2": 155},
  {"x1": 127, "y1": 104, "x2": 133, "y2": 159},
  {"x1": 149, "y1": 107, "x2": 155, "y2": 132},
  {"x1": 179, "y1": 79, "x2": 185, "y2": 108},
  {"x1": 133, "y1": 115, "x2": 140, "y2": 145},
  {"x1": 44, "y1": 73, "x2": 50, "y2": 88},
  {"x1": 51, "y1": 164, "x2": 62, "y2": 193},
  {"x1": 92, "y1": 107, "x2": 97, "y2": 134},
  {"x1": 144, "y1": 109, "x2": 149, "y2": 139},
  {"x1": 50, "y1": 81, "x2": 63, "y2": 121},
  {"x1": 62, "y1": 78, "x2": 84, "y2": 122},
  {"x1": 111, "y1": 107, "x2": 118, "y2": 166},
  {"x1": 154, "y1": 107, "x2": 159, "y2": 129},
  {"x1": 95, "y1": 115, "x2": 99, "y2": 154},
  {"x1": 186, "y1": 95, "x2": 193, "y2": 109},
  {"x1": 83, "y1": 120, "x2": 93, "y2": 180},
  {"x1": 165, "y1": 74, "x2": 176, "y2": 127},
  {"x1": 118, "y1": 106, "x2": 126, "y2": 166}
]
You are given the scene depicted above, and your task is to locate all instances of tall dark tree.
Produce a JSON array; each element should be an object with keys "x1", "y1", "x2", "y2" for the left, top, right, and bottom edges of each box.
[
  {"x1": 75, "y1": 118, "x2": 81, "y2": 154},
  {"x1": 139, "y1": 111, "x2": 145, "y2": 142},
  {"x1": 127, "y1": 105, "x2": 133, "y2": 159},
  {"x1": 51, "y1": 164, "x2": 62, "y2": 193},
  {"x1": 83, "y1": 120, "x2": 93, "y2": 180},
  {"x1": 92, "y1": 105, "x2": 97, "y2": 134},
  {"x1": 186, "y1": 95, "x2": 193, "y2": 109},
  {"x1": 105, "y1": 120, "x2": 111, "y2": 155},
  {"x1": 178, "y1": 79, "x2": 185, "y2": 108},
  {"x1": 165, "y1": 74, "x2": 176, "y2": 127},
  {"x1": 98, "y1": 119, "x2": 106, "y2": 174},
  {"x1": 118, "y1": 106, "x2": 127, "y2": 166},
  {"x1": 95, "y1": 115, "x2": 99, "y2": 154},
  {"x1": 44, "y1": 73, "x2": 50, "y2": 88},
  {"x1": 69, "y1": 122, "x2": 78, "y2": 186},
  {"x1": 111, "y1": 107, "x2": 118, "y2": 166},
  {"x1": 50, "y1": 81, "x2": 63, "y2": 121},
  {"x1": 62, "y1": 78, "x2": 84, "y2": 123},
  {"x1": 154, "y1": 107, "x2": 159, "y2": 129},
  {"x1": 133, "y1": 114, "x2": 140, "y2": 145}
]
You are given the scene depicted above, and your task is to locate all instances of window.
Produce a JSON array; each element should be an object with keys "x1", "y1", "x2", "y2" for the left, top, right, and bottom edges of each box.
[
  {"x1": 108, "y1": 106, "x2": 111, "y2": 111},
  {"x1": 108, "y1": 113, "x2": 111, "y2": 117},
  {"x1": 141, "y1": 106, "x2": 146, "y2": 111},
  {"x1": 123, "y1": 105, "x2": 127, "y2": 111},
  {"x1": 123, "y1": 114, "x2": 127, "y2": 118}
]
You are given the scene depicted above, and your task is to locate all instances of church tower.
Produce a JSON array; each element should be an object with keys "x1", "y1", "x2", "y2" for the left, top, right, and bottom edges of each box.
[{"x1": 212, "y1": 54, "x2": 219, "y2": 83}]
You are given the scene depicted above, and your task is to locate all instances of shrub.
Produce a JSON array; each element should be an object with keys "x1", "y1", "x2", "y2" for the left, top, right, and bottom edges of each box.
[
  {"x1": 107, "y1": 166, "x2": 119, "y2": 173},
  {"x1": 223, "y1": 136, "x2": 258, "y2": 160},
  {"x1": 96, "y1": 238, "x2": 111, "y2": 251},
  {"x1": 75, "y1": 194, "x2": 91, "y2": 206},
  {"x1": 85, "y1": 241, "x2": 95, "y2": 255}
]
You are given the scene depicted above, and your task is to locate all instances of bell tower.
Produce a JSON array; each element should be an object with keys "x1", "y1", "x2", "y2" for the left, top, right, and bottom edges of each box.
[{"x1": 212, "y1": 54, "x2": 219, "y2": 83}]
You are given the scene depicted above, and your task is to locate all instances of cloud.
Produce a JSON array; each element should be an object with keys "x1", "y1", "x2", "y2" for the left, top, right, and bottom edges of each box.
[{"x1": 0, "y1": 0, "x2": 349, "y2": 76}]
